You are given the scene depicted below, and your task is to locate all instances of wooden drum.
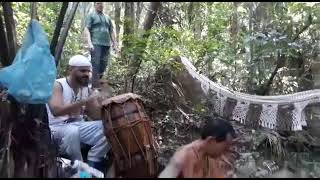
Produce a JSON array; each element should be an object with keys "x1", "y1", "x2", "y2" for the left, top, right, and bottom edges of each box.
[{"x1": 101, "y1": 93, "x2": 158, "y2": 177}]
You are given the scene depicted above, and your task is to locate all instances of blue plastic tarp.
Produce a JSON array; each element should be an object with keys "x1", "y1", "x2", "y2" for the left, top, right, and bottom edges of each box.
[{"x1": 0, "y1": 20, "x2": 57, "y2": 104}]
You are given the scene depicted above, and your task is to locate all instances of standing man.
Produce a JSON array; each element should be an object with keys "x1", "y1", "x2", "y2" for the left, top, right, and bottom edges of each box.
[{"x1": 84, "y1": 2, "x2": 118, "y2": 88}]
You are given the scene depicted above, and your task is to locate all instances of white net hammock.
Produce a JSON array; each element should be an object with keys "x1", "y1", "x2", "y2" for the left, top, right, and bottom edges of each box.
[{"x1": 175, "y1": 56, "x2": 320, "y2": 131}]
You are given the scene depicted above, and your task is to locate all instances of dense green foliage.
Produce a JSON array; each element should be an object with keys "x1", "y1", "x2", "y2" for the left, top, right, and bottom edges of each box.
[{"x1": 9, "y1": 2, "x2": 320, "y2": 95}]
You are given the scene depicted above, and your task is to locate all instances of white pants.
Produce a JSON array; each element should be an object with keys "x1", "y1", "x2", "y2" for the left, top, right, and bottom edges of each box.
[{"x1": 50, "y1": 120, "x2": 110, "y2": 162}]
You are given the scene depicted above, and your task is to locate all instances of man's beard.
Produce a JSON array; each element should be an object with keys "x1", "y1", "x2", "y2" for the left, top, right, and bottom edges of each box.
[
  {"x1": 96, "y1": 7, "x2": 103, "y2": 12},
  {"x1": 76, "y1": 76, "x2": 89, "y2": 87}
]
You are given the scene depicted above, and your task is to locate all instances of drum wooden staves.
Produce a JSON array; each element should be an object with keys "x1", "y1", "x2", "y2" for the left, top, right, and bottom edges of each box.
[{"x1": 101, "y1": 93, "x2": 159, "y2": 177}]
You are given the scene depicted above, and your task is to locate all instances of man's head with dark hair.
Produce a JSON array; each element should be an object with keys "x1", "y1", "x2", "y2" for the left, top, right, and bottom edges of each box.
[
  {"x1": 201, "y1": 116, "x2": 236, "y2": 141},
  {"x1": 200, "y1": 116, "x2": 237, "y2": 158},
  {"x1": 94, "y1": 2, "x2": 104, "y2": 13}
]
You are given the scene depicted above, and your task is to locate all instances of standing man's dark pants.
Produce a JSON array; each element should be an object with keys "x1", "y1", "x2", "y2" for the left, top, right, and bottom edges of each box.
[{"x1": 91, "y1": 45, "x2": 110, "y2": 88}]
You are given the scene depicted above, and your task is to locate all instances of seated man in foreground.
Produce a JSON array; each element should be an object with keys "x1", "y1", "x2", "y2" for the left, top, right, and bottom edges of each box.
[
  {"x1": 158, "y1": 116, "x2": 237, "y2": 178},
  {"x1": 46, "y1": 55, "x2": 109, "y2": 172}
]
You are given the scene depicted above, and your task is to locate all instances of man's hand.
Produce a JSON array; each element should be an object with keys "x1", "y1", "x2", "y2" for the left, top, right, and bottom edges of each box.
[
  {"x1": 78, "y1": 89, "x2": 99, "y2": 108},
  {"x1": 84, "y1": 27, "x2": 94, "y2": 51},
  {"x1": 89, "y1": 42, "x2": 94, "y2": 51},
  {"x1": 112, "y1": 41, "x2": 120, "y2": 53},
  {"x1": 85, "y1": 89, "x2": 100, "y2": 106}
]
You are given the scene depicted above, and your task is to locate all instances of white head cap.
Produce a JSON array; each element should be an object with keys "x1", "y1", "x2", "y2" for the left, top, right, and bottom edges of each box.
[{"x1": 68, "y1": 55, "x2": 92, "y2": 67}]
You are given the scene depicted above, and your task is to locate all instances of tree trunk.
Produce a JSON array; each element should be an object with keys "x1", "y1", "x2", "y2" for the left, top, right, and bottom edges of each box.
[
  {"x1": 114, "y1": 2, "x2": 121, "y2": 43},
  {"x1": 135, "y1": 2, "x2": 142, "y2": 30},
  {"x1": 254, "y1": 2, "x2": 273, "y2": 31},
  {"x1": 247, "y1": 2, "x2": 255, "y2": 93},
  {"x1": 122, "y1": 2, "x2": 135, "y2": 92},
  {"x1": 50, "y1": 2, "x2": 68, "y2": 56},
  {"x1": 297, "y1": 52, "x2": 312, "y2": 92},
  {"x1": 257, "y1": 52, "x2": 284, "y2": 95},
  {"x1": 187, "y1": 2, "x2": 194, "y2": 25},
  {"x1": 54, "y1": 2, "x2": 79, "y2": 66},
  {"x1": 2, "y1": 2, "x2": 17, "y2": 65},
  {"x1": 129, "y1": 2, "x2": 161, "y2": 92},
  {"x1": 308, "y1": 59, "x2": 320, "y2": 138},
  {"x1": 230, "y1": 2, "x2": 239, "y2": 88},
  {"x1": 193, "y1": 3, "x2": 202, "y2": 39},
  {"x1": 0, "y1": 5, "x2": 56, "y2": 177},
  {"x1": 253, "y1": 2, "x2": 261, "y2": 31},
  {"x1": 30, "y1": 2, "x2": 38, "y2": 20},
  {"x1": 66, "y1": 2, "x2": 73, "y2": 12},
  {"x1": 123, "y1": 2, "x2": 135, "y2": 41},
  {"x1": 0, "y1": 96, "x2": 55, "y2": 178},
  {"x1": 230, "y1": 2, "x2": 239, "y2": 46},
  {"x1": 0, "y1": 9, "x2": 10, "y2": 67},
  {"x1": 142, "y1": 2, "x2": 160, "y2": 32},
  {"x1": 262, "y1": 2, "x2": 273, "y2": 30}
]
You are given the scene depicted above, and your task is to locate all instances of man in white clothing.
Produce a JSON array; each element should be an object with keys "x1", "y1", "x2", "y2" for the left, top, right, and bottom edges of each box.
[{"x1": 46, "y1": 55, "x2": 109, "y2": 172}]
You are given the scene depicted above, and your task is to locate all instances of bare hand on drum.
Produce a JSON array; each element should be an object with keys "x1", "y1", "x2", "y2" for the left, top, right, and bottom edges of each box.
[{"x1": 86, "y1": 90, "x2": 101, "y2": 105}]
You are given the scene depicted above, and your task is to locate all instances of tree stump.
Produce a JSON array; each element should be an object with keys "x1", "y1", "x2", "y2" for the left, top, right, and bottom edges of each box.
[{"x1": 0, "y1": 91, "x2": 56, "y2": 177}]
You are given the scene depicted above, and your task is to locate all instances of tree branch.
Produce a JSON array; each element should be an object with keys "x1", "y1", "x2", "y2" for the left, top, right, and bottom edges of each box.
[
  {"x1": 30, "y1": 2, "x2": 38, "y2": 20},
  {"x1": 0, "y1": 9, "x2": 10, "y2": 67},
  {"x1": 143, "y1": 2, "x2": 161, "y2": 32},
  {"x1": 187, "y1": 2, "x2": 194, "y2": 25},
  {"x1": 54, "y1": 2, "x2": 79, "y2": 66},
  {"x1": 292, "y1": 14, "x2": 312, "y2": 42},
  {"x1": 114, "y1": 2, "x2": 121, "y2": 43},
  {"x1": 135, "y1": 2, "x2": 142, "y2": 30},
  {"x1": 2, "y1": 2, "x2": 17, "y2": 65},
  {"x1": 130, "y1": 2, "x2": 161, "y2": 92},
  {"x1": 258, "y1": 52, "x2": 285, "y2": 95},
  {"x1": 50, "y1": 2, "x2": 68, "y2": 56}
]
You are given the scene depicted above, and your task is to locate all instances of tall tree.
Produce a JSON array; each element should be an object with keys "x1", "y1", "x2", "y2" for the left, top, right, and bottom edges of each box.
[
  {"x1": 192, "y1": 3, "x2": 202, "y2": 39},
  {"x1": 129, "y1": 2, "x2": 161, "y2": 92},
  {"x1": 187, "y1": 2, "x2": 194, "y2": 25},
  {"x1": 257, "y1": 51, "x2": 285, "y2": 95},
  {"x1": 2, "y1": 2, "x2": 17, "y2": 65},
  {"x1": 50, "y1": 2, "x2": 68, "y2": 56},
  {"x1": 135, "y1": 2, "x2": 143, "y2": 30},
  {"x1": 114, "y1": 2, "x2": 121, "y2": 43},
  {"x1": 230, "y1": 2, "x2": 239, "y2": 46},
  {"x1": 123, "y1": 2, "x2": 135, "y2": 42},
  {"x1": 229, "y1": 2, "x2": 240, "y2": 86},
  {"x1": 0, "y1": 9, "x2": 10, "y2": 67},
  {"x1": 308, "y1": 58, "x2": 320, "y2": 139},
  {"x1": 54, "y1": 2, "x2": 79, "y2": 66},
  {"x1": 30, "y1": 2, "x2": 37, "y2": 20},
  {"x1": 0, "y1": 3, "x2": 57, "y2": 178},
  {"x1": 142, "y1": 2, "x2": 160, "y2": 32},
  {"x1": 122, "y1": 2, "x2": 135, "y2": 92},
  {"x1": 247, "y1": 2, "x2": 255, "y2": 93}
]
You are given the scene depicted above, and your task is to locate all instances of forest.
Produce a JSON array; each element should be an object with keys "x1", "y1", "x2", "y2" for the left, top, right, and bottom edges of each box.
[{"x1": 0, "y1": 2, "x2": 320, "y2": 178}]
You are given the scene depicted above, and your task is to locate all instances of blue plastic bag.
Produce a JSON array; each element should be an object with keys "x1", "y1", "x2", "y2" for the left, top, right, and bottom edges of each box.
[{"x1": 0, "y1": 20, "x2": 57, "y2": 104}]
